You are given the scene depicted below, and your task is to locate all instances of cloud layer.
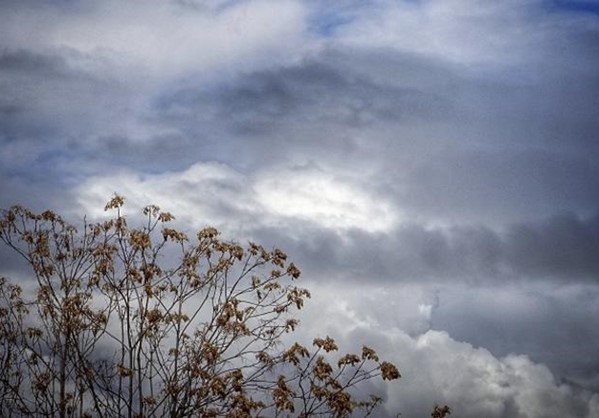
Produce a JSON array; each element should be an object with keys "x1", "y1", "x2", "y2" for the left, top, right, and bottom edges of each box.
[{"x1": 1, "y1": 0, "x2": 598, "y2": 416}]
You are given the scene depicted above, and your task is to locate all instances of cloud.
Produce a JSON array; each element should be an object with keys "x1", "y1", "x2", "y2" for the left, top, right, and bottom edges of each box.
[
  {"x1": 1, "y1": 1, "x2": 599, "y2": 414},
  {"x1": 74, "y1": 162, "x2": 256, "y2": 234},
  {"x1": 254, "y1": 165, "x2": 398, "y2": 232},
  {"x1": 294, "y1": 285, "x2": 599, "y2": 418},
  {"x1": 505, "y1": 213, "x2": 599, "y2": 278},
  {"x1": 385, "y1": 330, "x2": 599, "y2": 418},
  {"x1": 74, "y1": 160, "x2": 398, "y2": 235},
  {"x1": 258, "y1": 211, "x2": 599, "y2": 285},
  {"x1": 332, "y1": 0, "x2": 599, "y2": 69},
  {"x1": 147, "y1": 41, "x2": 599, "y2": 225},
  {"x1": 2, "y1": 0, "x2": 598, "y2": 224},
  {"x1": 432, "y1": 283, "x2": 599, "y2": 391},
  {"x1": 0, "y1": 48, "x2": 144, "y2": 179},
  {"x1": 73, "y1": 156, "x2": 599, "y2": 284},
  {"x1": 0, "y1": 0, "x2": 308, "y2": 82}
]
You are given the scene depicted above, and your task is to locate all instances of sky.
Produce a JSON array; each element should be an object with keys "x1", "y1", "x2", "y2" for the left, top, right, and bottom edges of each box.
[{"x1": 1, "y1": 0, "x2": 598, "y2": 416}]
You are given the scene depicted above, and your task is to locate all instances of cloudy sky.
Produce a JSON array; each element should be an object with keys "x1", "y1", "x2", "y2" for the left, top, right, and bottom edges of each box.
[{"x1": 1, "y1": 0, "x2": 599, "y2": 416}]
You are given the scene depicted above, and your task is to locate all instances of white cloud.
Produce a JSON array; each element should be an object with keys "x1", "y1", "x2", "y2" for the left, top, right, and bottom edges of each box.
[
  {"x1": 74, "y1": 162, "x2": 257, "y2": 234},
  {"x1": 293, "y1": 281, "x2": 599, "y2": 417},
  {"x1": 418, "y1": 302, "x2": 433, "y2": 319},
  {"x1": 392, "y1": 330, "x2": 597, "y2": 418},
  {"x1": 298, "y1": 282, "x2": 438, "y2": 337},
  {"x1": 75, "y1": 161, "x2": 399, "y2": 235},
  {"x1": 0, "y1": 0, "x2": 309, "y2": 82},
  {"x1": 333, "y1": 0, "x2": 585, "y2": 68},
  {"x1": 254, "y1": 166, "x2": 399, "y2": 233}
]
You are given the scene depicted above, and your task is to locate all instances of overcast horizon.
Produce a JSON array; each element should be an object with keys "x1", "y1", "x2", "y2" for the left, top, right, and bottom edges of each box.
[{"x1": 1, "y1": 1, "x2": 599, "y2": 417}]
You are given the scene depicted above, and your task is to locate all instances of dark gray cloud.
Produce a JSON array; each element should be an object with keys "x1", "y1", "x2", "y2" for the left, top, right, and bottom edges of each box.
[
  {"x1": 0, "y1": 49, "x2": 132, "y2": 159},
  {"x1": 397, "y1": 148, "x2": 599, "y2": 226},
  {"x1": 252, "y1": 211, "x2": 599, "y2": 283},
  {"x1": 506, "y1": 213, "x2": 599, "y2": 279},
  {"x1": 149, "y1": 49, "x2": 455, "y2": 175},
  {"x1": 0, "y1": 50, "x2": 72, "y2": 141}
]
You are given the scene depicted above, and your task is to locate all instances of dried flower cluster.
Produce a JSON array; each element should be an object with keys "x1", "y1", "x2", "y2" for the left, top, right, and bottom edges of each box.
[
  {"x1": 431, "y1": 404, "x2": 451, "y2": 418},
  {"x1": 0, "y1": 196, "x2": 404, "y2": 418}
]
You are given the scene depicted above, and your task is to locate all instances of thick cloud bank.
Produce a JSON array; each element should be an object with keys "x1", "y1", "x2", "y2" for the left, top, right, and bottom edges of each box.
[
  {"x1": 76, "y1": 163, "x2": 599, "y2": 283},
  {"x1": 299, "y1": 283, "x2": 599, "y2": 418},
  {"x1": 380, "y1": 330, "x2": 599, "y2": 418}
]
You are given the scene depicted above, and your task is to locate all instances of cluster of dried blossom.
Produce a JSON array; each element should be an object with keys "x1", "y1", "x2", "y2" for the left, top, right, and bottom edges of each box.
[{"x1": 0, "y1": 196, "x2": 413, "y2": 418}]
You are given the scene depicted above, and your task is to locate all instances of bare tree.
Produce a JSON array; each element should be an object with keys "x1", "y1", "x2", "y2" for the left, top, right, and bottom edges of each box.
[{"x1": 0, "y1": 195, "x2": 402, "y2": 418}]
